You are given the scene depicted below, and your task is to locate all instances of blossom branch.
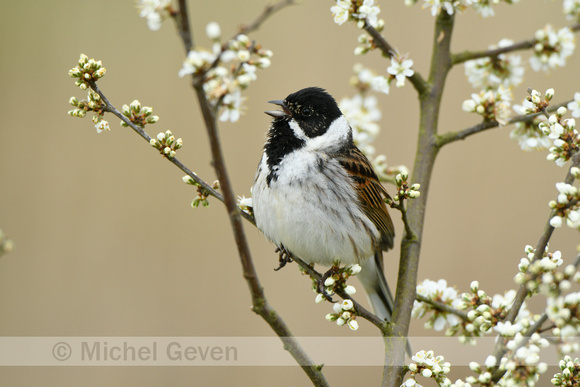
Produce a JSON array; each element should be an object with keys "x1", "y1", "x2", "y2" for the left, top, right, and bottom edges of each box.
[
  {"x1": 489, "y1": 313, "x2": 550, "y2": 383},
  {"x1": 87, "y1": 80, "x2": 247, "y2": 217},
  {"x1": 291, "y1": 256, "x2": 389, "y2": 330},
  {"x1": 451, "y1": 23, "x2": 580, "y2": 65},
  {"x1": 193, "y1": 0, "x2": 294, "y2": 97},
  {"x1": 173, "y1": 3, "x2": 328, "y2": 386},
  {"x1": 486, "y1": 152, "x2": 580, "y2": 382},
  {"x1": 505, "y1": 152, "x2": 580, "y2": 323},
  {"x1": 415, "y1": 294, "x2": 468, "y2": 321},
  {"x1": 435, "y1": 99, "x2": 573, "y2": 148}
]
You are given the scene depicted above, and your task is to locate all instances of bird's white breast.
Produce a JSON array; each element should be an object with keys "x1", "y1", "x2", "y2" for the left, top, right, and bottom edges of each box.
[{"x1": 252, "y1": 147, "x2": 379, "y2": 267}]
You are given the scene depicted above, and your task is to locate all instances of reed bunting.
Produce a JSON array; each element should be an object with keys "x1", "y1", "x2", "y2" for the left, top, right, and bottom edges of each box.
[{"x1": 252, "y1": 87, "x2": 396, "y2": 322}]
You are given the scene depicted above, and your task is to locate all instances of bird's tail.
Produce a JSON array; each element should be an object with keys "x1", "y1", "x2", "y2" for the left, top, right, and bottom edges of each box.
[{"x1": 358, "y1": 253, "x2": 412, "y2": 357}]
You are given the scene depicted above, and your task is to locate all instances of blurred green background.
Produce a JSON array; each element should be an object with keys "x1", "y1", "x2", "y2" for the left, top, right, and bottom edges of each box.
[{"x1": 0, "y1": 0, "x2": 578, "y2": 385}]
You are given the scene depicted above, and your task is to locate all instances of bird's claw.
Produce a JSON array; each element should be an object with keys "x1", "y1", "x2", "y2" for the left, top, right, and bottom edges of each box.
[{"x1": 274, "y1": 246, "x2": 293, "y2": 271}]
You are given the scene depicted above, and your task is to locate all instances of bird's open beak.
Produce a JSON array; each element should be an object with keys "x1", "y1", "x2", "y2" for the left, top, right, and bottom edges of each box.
[{"x1": 265, "y1": 99, "x2": 290, "y2": 118}]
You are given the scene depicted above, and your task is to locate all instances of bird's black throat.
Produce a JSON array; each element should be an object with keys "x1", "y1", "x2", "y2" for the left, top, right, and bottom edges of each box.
[{"x1": 264, "y1": 118, "x2": 305, "y2": 186}]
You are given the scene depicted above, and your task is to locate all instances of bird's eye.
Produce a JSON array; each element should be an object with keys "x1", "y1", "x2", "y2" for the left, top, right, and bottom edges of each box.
[{"x1": 302, "y1": 107, "x2": 313, "y2": 116}]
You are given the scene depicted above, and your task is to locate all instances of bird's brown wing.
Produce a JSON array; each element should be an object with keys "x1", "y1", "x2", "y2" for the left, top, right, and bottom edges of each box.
[{"x1": 336, "y1": 146, "x2": 395, "y2": 251}]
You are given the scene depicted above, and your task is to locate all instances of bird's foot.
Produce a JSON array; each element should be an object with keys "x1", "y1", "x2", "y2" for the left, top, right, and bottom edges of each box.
[{"x1": 273, "y1": 246, "x2": 293, "y2": 271}]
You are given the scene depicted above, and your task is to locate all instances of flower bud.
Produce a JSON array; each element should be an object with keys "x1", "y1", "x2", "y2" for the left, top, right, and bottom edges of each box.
[
  {"x1": 206, "y1": 22, "x2": 221, "y2": 40},
  {"x1": 130, "y1": 100, "x2": 141, "y2": 113},
  {"x1": 470, "y1": 281, "x2": 479, "y2": 292},
  {"x1": 557, "y1": 106, "x2": 567, "y2": 117}
]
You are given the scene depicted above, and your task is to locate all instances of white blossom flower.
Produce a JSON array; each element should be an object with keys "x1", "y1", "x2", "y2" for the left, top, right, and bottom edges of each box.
[
  {"x1": 178, "y1": 49, "x2": 217, "y2": 78},
  {"x1": 509, "y1": 104, "x2": 550, "y2": 151},
  {"x1": 347, "y1": 319, "x2": 359, "y2": 330},
  {"x1": 237, "y1": 195, "x2": 253, "y2": 213},
  {"x1": 462, "y1": 85, "x2": 512, "y2": 125},
  {"x1": 413, "y1": 279, "x2": 463, "y2": 331},
  {"x1": 494, "y1": 321, "x2": 523, "y2": 336},
  {"x1": 340, "y1": 94, "x2": 382, "y2": 157},
  {"x1": 136, "y1": 0, "x2": 170, "y2": 31},
  {"x1": 206, "y1": 22, "x2": 221, "y2": 40},
  {"x1": 341, "y1": 299, "x2": 354, "y2": 311},
  {"x1": 350, "y1": 64, "x2": 390, "y2": 95},
  {"x1": 464, "y1": 39, "x2": 524, "y2": 89},
  {"x1": 356, "y1": 0, "x2": 381, "y2": 27},
  {"x1": 530, "y1": 25, "x2": 576, "y2": 72},
  {"x1": 387, "y1": 57, "x2": 414, "y2": 88},
  {"x1": 484, "y1": 355, "x2": 497, "y2": 368},
  {"x1": 509, "y1": 125, "x2": 552, "y2": 151},
  {"x1": 331, "y1": 0, "x2": 382, "y2": 27},
  {"x1": 236, "y1": 63, "x2": 257, "y2": 88},
  {"x1": 178, "y1": 31, "x2": 271, "y2": 124},
  {"x1": 219, "y1": 90, "x2": 244, "y2": 122},
  {"x1": 349, "y1": 263, "x2": 362, "y2": 275},
  {"x1": 95, "y1": 119, "x2": 110, "y2": 133},
  {"x1": 330, "y1": 0, "x2": 351, "y2": 25},
  {"x1": 491, "y1": 289, "x2": 517, "y2": 310},
  {"x1": 408, "y1": 350, "x2": 452, "y2": 386},
  {"x1": 370, "y1": 76, "x2": 390, "y2": 94},
  {"x1": 472, "y1": 0, "x2": 495, "y2": 17},
  {"x1": 564, "y1": 0, "x2": 580, "y2": 20},
  {"x1": 423, "y1": 0, "x2": 456, "y2": 16},
  {"x1": 402, "y1": 378, "x2": 421, "y2": 387},
  {"x1": 567, "y1": 92, "x2": 580, "y2": 118},
  {"x1": 543, "y1": 115, "x2": 579, "y2": 167},
  {"x1": 344, "y1": 285, "x2": 357, "y2": 295}
]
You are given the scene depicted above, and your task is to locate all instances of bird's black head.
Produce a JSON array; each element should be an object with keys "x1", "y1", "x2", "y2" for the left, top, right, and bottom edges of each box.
[
  {"x1": 266, "y1": 87, "x2": 343, "y2": 138},
  {"x1": 263, "y1": 87, "x2": 352, "y2": 185}
]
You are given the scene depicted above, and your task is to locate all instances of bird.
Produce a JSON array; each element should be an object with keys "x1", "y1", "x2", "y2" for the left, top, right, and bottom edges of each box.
[{"x1": 251, "y1": 87, "x2": 397, "y2": 324}]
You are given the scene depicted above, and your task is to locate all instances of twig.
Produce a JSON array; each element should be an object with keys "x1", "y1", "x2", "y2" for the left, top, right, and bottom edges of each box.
[
  {"x1": 88, "y1": 81, "x2": 253, "y2": 219},
  {"x1": 171, "y1": 0, "x2": 194, "y2": 52},
  {"x1": 238, "y1": 0, "x2": 297, "y2": 36},
  {"x1": 291, "y1": 256, "x2": 389, "y2": 330},
  {"x1": 390, "y1": 199, "x2": 416, "y2": 242},
  {"x1": 451, "y1": 23, "x2": 580, "y2": 64},
  {"x1": 436, "y1": 99, "x2": 573, "y2": 148},
  {"x1": 415, "y1": 294, "x2": 469, "y2": 321},
  {"x1": 174, "y1": 2, "x2": 328, "y2": 386},
  {"x1": 452, "y1": 39, "x2": 535, "y2": 65}
]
